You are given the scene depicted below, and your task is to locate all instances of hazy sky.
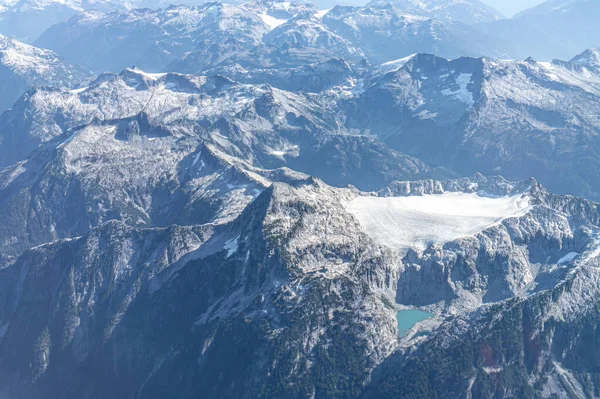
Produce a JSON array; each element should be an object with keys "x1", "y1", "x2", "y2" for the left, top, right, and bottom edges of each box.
[{"x1": 481, "y1": 0, "x2": 547, "y2": 17}]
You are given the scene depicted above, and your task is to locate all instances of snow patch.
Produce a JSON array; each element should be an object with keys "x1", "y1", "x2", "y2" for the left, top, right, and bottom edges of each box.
[
  {"x1": 558, "y1": 252, "x2": 579, "y2": 264},
  {"x1": 70, "y1": 86, "x2": 88, "y2": 94},
  {"x1": 377, "y1": 54, "x2": 416, "y2": 74},
  {"x1": 260, "y1": 13, "x2": 287, "y2": 31},
  {"x1": 224, "y1": 235, "x2": 239, "y2": 257},
  {"x1": 441, "y1": 73, "x2": 474, "y2": 107},
  {"x1": 483, "y1": 366, "x2": 504, "y2": 374},
  {"x1": 0, "y1": 322, "x2": 8, "y2": 340},
  {"x1": 347, "y1": 192, "x2": 531, "y2": 253},
  {"x1": 315, "y1": 8, "x2": 331, "y2": 18},
  {"x1": 130, "y1": 67, "x2": 167, "y2": 80},
  {"x1": 192, "y1": 151, "x2": 202, "y2": 167},
  {"x1": 583, "y1": 238, "x2": 600, "y2": 262},
  {"x1": 269, "y1": 144, "x2": 299, "y2": 158}
]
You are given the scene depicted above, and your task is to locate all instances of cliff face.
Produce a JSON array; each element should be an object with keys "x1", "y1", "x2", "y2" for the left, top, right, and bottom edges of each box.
[
  {"x1": 0, "y1": 179, "x2": 400, "y2": 399},
  {"x1": 1, "y1": 175, "x2": 600, "y2": 398}
]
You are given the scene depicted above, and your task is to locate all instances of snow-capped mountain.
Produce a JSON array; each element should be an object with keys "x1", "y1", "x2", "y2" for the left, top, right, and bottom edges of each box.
[
  {"x1": 4, "y1": 49, "x2": 600, "y2": 261},
  {"x1": 34, "y1": 4, "x2": 271, "y2": 74},
  {"x1": 569, "y1": 47, "x2": 600, "y2": 72},
  {"x1": 367, "y1": 0, "x2": 504, "y2": 24},
  {"x1": 2, "y1": 2, "x2": 600, "y2": 398},
  {"x1": 321, "y1": 4, "x2": 508, "y2": 63},
  {"x1": 478, "y1": 0, "x2": 600, "y2": 60},
  {"x1": 2, "y1": 172, "x2": 600, "y2": 398},
  {"x1": 263, "y1": 11, "x2": 365, "y2": 62},
  {"x1": 0, "y1": 35, "x2": 90, "y2": 110},
  {"x1": 344, "y1": 51, "x2": 600, "y2": 200},
  {"x1": 0, "y1": 0, "x2": 212, "y2": 42},
  {"x1": 197, "y1": 58, "x2": 361, "y2": 93},
  {"x1": 33, "y1": 1, "x2": 508, "y2": 74},
  {"x1": 0, "y1": 66, "x2": 442, "y2": 261}
]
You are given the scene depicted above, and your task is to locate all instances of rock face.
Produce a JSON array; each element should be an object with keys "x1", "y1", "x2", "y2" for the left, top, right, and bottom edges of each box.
[
  {"x1": 0, "y1": 66, "x2": 441, "y2": 262},
  {"x1": 0, "y1": 178, "x2": 402, "y2": 399},
  {"x1": 0, "y1": 35, "x2": 90, "y2": 111},
  {"x1": 1, "y1": 172, "x2": 600, "y2": 399},
  {"x1": 345, "y1": 52, "x2": 600, "y2": 201},
  {"x1": 3, "y1": 2, "x2": 600, "y2": 397}
]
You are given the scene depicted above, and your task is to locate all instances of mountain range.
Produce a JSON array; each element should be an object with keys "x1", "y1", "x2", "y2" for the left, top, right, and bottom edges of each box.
[
  {"x1": 367, "y1": 0, "x2": 504, "y2": 24},
  {"x1": 478, "y1": 0, "x2": 600, "y2": 60},
  {"x1": 0, "y1": 35, "x2": 90, "y2": 110},
  {"x1": 0, "y1": 0, "x2": 507, "y2": 43},
  {"x1": 0, "y1": 0, "x2": 212, "y2": 42},
  {"x1": 0, "y1": 0, "x2": 596, "y2": 64},
  {"x1": 0, "y1": 0, "x2": 599, "y2": 398},
  {"x1": 32, "y1": 1, "x2": 509, "y2": 75}
]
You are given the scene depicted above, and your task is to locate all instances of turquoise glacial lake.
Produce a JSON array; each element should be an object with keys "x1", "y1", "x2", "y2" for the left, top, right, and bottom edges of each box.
[{"x1": 397, "y1": 310, "x2": 433, "y2": 337}]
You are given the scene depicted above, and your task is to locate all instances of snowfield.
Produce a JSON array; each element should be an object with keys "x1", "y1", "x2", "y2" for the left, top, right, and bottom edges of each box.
[{"x1": 347, "y1": 192, "x2": 532, "y2": 253}]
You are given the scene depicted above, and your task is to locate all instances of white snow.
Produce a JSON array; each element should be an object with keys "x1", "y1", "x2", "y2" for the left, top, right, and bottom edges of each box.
[
  {"x1": 269, "y1": 144, "x2": 299, "y2": 158},
  {"x1": 441, "y1": 73, "x2": 474, "y2": 107},
  {"x1": 315, "y1": 8, "x2": 331, "y2": 18},
  {"x1": 224, "y1": 235, "x2": 239, "y2": 257},
  {"x1": 192, "y1": 151, "x2": 202, "y2": 166},
  {"x1": 70, "y1": 86, "x2": 88, "y2": 94},
  {"x1": 347, "y1": 192, "x2": 532, "y2": 253},
  {"x1": 259, "y1": 13, "x2": 287, "y2": 31},
  {"x1": 558, "y1": 252, "x2": 579, "y2": 264},
  {"x1": 0, "y1": 161, "x2": 26, "y2": 189},
  {"x1": 130, "y1": 67, "x2": 167, "y2": 80},
  {"x1": 377, "y1": 54, "x2": 416, "y2": 74}
]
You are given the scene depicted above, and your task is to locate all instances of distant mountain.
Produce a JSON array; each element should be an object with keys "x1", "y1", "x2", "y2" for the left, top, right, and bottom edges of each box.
[
  {"x1": 4, "y1": 3, "x2": 600, "y2": 396},
  {"x1": 321, "y1": 5, "x2": 508, "y2": 63},
  {"x1": 514, "y1": 0, "x2": 582, "y2": 17},
  {"x1": 4, "y1": 48, "x2": 600, "y2": 261},
  {"x1": 34, "y1": 1, "x2": 509, "y2": 74},
  {"x1": 478, "y1": 0, "x2": 600, "y2": 60},
  {"x1": 0, "y1": 0, "x2": 212, "y2": 42},
  {"x1": 263, "y1": 11, "x2": 366, "y2": 62},
  {"x1": 34, "y1": 2, "x2": 309, "y2": 73},
  {"x1": 569, "y1": 47, "x2": 600, "y2": 72},
  {"x1": 0, "y1": 35, "x2": 90, "y2": 111},
  {"x1": 344, "y1": 51, "x2": 600, "y2": 200},
  {"x1": 367, "y1": 0, "x2": 504, "y2": 24},
  {"x1": 30, "y1": 3, "x2": 268, "y2": 74}
]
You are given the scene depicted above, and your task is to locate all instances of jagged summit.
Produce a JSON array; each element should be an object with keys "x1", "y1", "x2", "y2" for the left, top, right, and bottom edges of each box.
[
  {"x1": 32, "y1": 1, "x2": 506, "y2": 74},
  {"x1": 1, "y1": 2, "x2": 600, "y2": 397},
  {"x1": 2, "y1": 170, "x2": 600, "y2": 398},
  {"x1": 569, "y1": 47, "x2": 600, "y2": 71}
]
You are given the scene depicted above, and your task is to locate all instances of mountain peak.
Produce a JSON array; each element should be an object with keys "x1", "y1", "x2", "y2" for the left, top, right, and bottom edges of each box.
[
  {"x1": 569, "y1": 48, "x2": 600, "y2": 70},
  {"x1": 366, "y1": 0, "x2": 503, "y2": 24},
  {"x1": 0, "y1": 35, "x2": 91, "y2": 110}
]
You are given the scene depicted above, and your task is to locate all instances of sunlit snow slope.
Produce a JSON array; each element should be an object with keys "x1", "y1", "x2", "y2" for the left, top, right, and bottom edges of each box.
[{"x1": 347, "y1": 192, "x2": 532, "y2": 253}]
